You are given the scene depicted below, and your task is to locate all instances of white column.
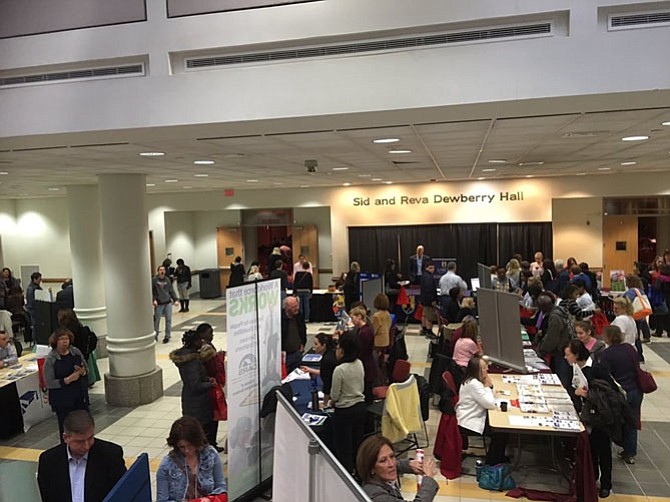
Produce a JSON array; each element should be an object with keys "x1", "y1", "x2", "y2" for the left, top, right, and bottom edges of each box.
[
  {"x1": 66, "y1": 185, "x2": 107, "y2": 354},
  {"x1": 98, "y1": 174, "x2": 162, "y2": 406}
]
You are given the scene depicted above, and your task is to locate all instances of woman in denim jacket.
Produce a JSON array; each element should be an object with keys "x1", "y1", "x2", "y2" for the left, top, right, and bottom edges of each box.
[{"x1": 157, "y1": 416, "x2": 227, "y2": 501}]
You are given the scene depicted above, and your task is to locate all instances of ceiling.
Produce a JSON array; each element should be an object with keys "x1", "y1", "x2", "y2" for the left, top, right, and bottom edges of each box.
[{"x1": 0, "y1": 106, "x2": 669, "y2": 198}]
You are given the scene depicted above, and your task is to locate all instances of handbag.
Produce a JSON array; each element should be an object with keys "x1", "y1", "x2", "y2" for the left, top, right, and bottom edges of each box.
[
  {"x1": 189, "y1": 493, "x2": 228, "y2": 502},
  {"x1": 210, "y1": 384, "x2": 228, "y2": 421},
  {"x1": 632, "y1": 289, "x2": 652, "y2": 320},
  {"x1": 628, "y1": 345, "x2": 657, "y2": 394},
  {"x1": 477, "y1": 463, "x2": 516, "y2": 491}
]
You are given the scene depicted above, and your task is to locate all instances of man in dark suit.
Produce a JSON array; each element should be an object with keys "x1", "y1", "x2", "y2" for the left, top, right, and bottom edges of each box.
[
  {"x1": 408, "y1": 245, "x2": 430, "y2": 285},
  {"x1": 38, "y1": 410, "x2": 126, "y2": 502}
]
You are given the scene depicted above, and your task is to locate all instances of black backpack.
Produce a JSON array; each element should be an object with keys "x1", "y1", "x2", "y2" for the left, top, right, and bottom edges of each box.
[{"x1": 580, "y1": 379, "x2": 632, "y2": 446}]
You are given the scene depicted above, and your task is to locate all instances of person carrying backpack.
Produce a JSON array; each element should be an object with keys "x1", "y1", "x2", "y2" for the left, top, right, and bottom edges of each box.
[{"x1": 564, "y1": 340, "x2": 632, "y2": 499}]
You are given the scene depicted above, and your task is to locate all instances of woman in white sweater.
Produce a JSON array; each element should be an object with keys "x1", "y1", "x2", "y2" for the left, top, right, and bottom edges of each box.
[
  {"x1": 456, "y1": 356, "x2": 508, "y2": 465},
  {"x1": 611, "y1": 297, "x2": 638, "y2": 348}
]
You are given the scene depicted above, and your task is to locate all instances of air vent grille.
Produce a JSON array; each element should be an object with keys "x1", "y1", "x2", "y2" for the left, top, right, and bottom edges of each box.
[
  {"x1": 186, "y1": 23, "x2": 551, "y2": 69},
  {"x1": 0, "y1": 64, "x2": 144, "y2": 88},
  {"x1": 610, "y1": 11, "x2": 670, "y2": 28}
]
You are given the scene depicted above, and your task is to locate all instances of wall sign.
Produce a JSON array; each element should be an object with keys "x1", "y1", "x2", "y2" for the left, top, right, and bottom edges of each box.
[{"x1": 353, "y1": 191, "x2": 525, "y2": 207}]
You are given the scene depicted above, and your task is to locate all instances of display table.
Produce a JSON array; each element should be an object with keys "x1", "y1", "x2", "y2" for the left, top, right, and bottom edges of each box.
[
  {"x1": 0, "y1": 354, "x2": 53, "y2": 438},
  {"x1": 287, "y1": 289, "x2": 337, "y2": 322},
  {"x1": 488, "y1": 373, "x2": 583, "y2": 435}
]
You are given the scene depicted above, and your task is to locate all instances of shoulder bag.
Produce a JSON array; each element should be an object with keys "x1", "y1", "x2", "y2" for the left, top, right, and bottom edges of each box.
[
  {"x1": 628, "y1": 345, "x2": 657, "y2": 394},
  {"x1": 632, "y1": 288, "x2": 652, "y2": 320}
]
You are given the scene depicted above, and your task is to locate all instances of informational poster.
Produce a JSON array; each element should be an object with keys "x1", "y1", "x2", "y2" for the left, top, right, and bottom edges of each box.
[
  {"x1": 15, "y1": 371, "x2": 51, "y2": 431},
  {"x1": 226, "y1": 279, "x2": 281, "y2": 500}
]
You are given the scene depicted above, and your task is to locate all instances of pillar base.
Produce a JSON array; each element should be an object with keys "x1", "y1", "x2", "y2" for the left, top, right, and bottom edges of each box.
[{"x1": 104, "y1": 367, "x2": 163, "y2": 407}]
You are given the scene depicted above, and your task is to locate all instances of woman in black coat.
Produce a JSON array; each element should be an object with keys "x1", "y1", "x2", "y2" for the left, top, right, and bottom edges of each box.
[
  {"x1": 169, "y1": 330, "x2": 221, "y2": 451},
  {"x1": 343, "y1": 261, "x2": 361, "y2": 312}
]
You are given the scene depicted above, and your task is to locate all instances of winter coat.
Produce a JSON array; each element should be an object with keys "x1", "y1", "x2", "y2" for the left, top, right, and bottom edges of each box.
[{"x1": 169, "y1": 347, "x2": 214, "y2": 424}]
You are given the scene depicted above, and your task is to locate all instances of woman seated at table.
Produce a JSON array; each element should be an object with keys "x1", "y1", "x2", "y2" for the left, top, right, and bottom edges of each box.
[
  {"x1": 156, "y1": 416, "x2": 227, "y2": 502},
  {"x1": 300, "y1": 333, "x2": 338, "y2": 406},
  {"x1": 455, "y1": 356, "x2": 508, "y2": 465},
  {"x1": 452, "y1": 319, "x2": 482, "y2": 369},
  {"x1": 356, "y1": 434, "x2": 438, "y2": 502}
]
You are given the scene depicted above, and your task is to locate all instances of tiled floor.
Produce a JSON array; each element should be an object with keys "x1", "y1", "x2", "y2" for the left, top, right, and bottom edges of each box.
[{"x1": 2, "y1": 298, "x2": 670, "y2": 502}]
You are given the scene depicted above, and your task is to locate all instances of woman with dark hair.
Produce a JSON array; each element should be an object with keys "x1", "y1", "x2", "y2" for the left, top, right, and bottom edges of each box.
[
  {"x1": 43, "y1": 327, "x2": 89, "y2": 437},
  {"x1": 301, "y1": 333, "x2": 338, "y2": 405},
  {"x1": 455, "y1": 356, "x2": 508, "y2": 465},
  {"x1": 331, "y1": 331, "x2": 366, "y2": 475},
  {"x1": 574, "y1": 320, "x2": 605, "y2": 361},
  {"x1": 57, "y1": 308, "x2": 100, "y2": 385},
  {"x1": 599, "y1": 325, "x2": 643, "y2": 465},
  {"x1": 442, "y1": 287, "x2": 462, "y2": 324},
  {"x1": 229, "y1": 256, "x2": 245, "y2": 287},
  {"x1": 356, "y1": 434, "x2": 438, "y2": 502},
  {"x1": 541, "y1": 259, "x2": 558, "y2": 292},
  {"x1": 156, "y1": 416, "x2": 227, "y2": 502},
  {"x1": 564, "y1": 339, "x2": 618, "y2": 498},
  {"x1": 170, "y1": 330, "x2": 221, "y2": 451},
  {"x1": 0, "y1": 267, "x2": 19, "y2": 310}
]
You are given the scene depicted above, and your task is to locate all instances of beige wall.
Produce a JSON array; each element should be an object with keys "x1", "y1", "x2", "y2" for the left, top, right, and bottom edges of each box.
[{"x1": 552, "y1": 197, "x2": 603, "y2": 268}]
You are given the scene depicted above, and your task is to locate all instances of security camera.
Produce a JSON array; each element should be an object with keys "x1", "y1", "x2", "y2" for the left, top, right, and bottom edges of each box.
[{"x1": 305, "y1": 159, "x2": 318, "y2": 173}]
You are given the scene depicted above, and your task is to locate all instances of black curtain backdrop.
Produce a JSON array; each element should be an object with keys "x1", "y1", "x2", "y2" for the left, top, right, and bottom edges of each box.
[
  {"x1": 498, "y1": 222, "x2": 554, "y2": 266},
  {"x1": 348, "y1": 222, "x2": 552, "y2": 282}
]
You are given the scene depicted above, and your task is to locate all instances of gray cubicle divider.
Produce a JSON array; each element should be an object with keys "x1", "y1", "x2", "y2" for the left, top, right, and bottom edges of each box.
[
  {"x1": 273, "y1": 392, "x2": 371, "y2": 502},
  {"x1": 361, "y1": 277, "x2": 383, "y2": 314},
  {"x1": 477, "y1": 262, "x2": 493, "y2": 290},
  {"x1": 477, "y1": 288, "x2": 527, "y2": 373}
]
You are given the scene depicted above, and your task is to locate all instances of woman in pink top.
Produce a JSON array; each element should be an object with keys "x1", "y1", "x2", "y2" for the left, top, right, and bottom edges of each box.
[{"x1": 453, "y1": 319, "x2": 482, "y2": 368}]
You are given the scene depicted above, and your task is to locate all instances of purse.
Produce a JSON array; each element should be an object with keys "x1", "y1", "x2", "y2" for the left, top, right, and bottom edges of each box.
[
  {"x1": 477, "y1": 463, "x2": 516, "y2": 491},
  {"x1": 591, "y1": 311, "x2": 609, "y2": 336},
  {"x1": 632, "y1": 289, "x2": 652, "y2": 320},
  {"x1": 189, "y1": 494, "x2": 228, "y2": 502},
  {"x1": 211, "y1": 384, "x2": 228, "y2": 421},
  {"x1": 628, "y1": 345, "x2": 657, "y2": 394}
]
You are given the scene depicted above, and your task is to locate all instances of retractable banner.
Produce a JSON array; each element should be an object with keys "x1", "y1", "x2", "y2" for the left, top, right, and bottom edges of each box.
[{"x1": 226, "y1": 278, "x2": 281, "y2": 500}]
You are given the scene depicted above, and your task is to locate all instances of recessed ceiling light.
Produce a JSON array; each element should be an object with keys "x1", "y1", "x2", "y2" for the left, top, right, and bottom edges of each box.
[
  {"x1": 223, "y1": 153, "x2": 246, "y2": 159},
  {"x1": 194, "y1": 173, "x2": 209, "y2": 177},
  {"x1": 373, "y1": 138, "x2": 400, "y2": 144},
  {"x1": 620, "y1": 161, "x2": 637, "y2": 166},
  {"x1": 518, "y1": 161, "x2": 544, "y2": 166},
  {"x1": 0, "y1": 171, "x2": 8, "y2": 175},
  {"x1": 388, "y1": 149, "x2": 412, "y2": 154},
  {"x1": 273, "y1": 182, "x2": 283, "y2": 185},
  {"x1": 525, "y1": 175, "x2": 534, "y2": 178},
  {"x1": 488, "y1": 159, "x2": 507, "y2": 164},
  {"x1": 371, "y1": 178, "x2": 383, "y2": 182},
  {"x1": 662, "y1": 121, "x2": 670, "y2": 126},
  {"x1": 48, "y1": 187, "x2": 60, "y2": 191},
  {"x1": 358, "y1": 174, "x2": 371, "y2": 178},
  {"x1": 139, "y1": 152, "x2": 165, "y2": 157},
  {"x1": 300, "y1": 185, "x2": 310, "y2": 188},
  {"x1": 332, "y1": 167, "x2": 349, "y2": 171},
  {"x1": 597, "y1": 167, "x2": 611, "y2": 171},
  {"x1": 193, "y1": 160, "x2": 215, "y2": 165},
  {"x1": 576, "y1": 172, "x2": 587, "y2": 176},
  {"x1": 383, "y1": 181, "x2": 393, "y2": 185},
  {"x1": 477, "y1": 177, "x2": 485, "y2": 180},
  {"x1": 246, "y1": 179, "x2": 258, "y2": 183},
  {"x1": 146, "y1": 183, "x2": 156, "y2": 187},
  {"x1": 482, "y1": 168, "x2": 497, "y2": 172},
  {"x1": 183, "y1": 186, "x2": 192, "y2": 189},
  {"x1": 165, "y1": 179, "x2": 178, "y2": 183},
  {"x1": 621, "y1": 135, "x2": 649, "y2": 141},
  {"x1": 342, "y1": 182, "x2": 351, "y2": 186}
]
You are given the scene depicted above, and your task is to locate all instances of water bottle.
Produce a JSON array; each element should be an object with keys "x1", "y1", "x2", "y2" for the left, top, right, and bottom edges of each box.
[
  {"x1": 311, "y1": 389, "x2": 320, "y2": 412},
  {"x1": 475, "y1": 459, "x2": 484, "y2": 480},
  {"x1": 415, "y1": 449, "x2": 424, "y2": 489}
]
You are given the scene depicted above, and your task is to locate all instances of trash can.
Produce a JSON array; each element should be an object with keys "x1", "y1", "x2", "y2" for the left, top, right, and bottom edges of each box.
[{"x1": 199, "y1": 269, "x2": 222, "y2": 299}]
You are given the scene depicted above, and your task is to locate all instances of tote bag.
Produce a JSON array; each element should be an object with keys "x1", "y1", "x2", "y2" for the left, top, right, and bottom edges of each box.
[{"x1": 632, "y1": 289, "x2": 652, "y2": 321}]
